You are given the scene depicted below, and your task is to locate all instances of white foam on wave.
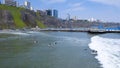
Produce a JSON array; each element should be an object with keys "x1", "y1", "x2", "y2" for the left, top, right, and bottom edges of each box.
[
  {"x1": 27, "y1": 31, "x2": 40, "y2": 34},
  {"x1": 11, "y1": 32, "x2": 29, "y2": 35},
  {"x1": 89, "y1": 36, "x2": 120, "y2": 68},
  {"x1": 0, "y1": 31, "x2": 29, "y2": 35}
]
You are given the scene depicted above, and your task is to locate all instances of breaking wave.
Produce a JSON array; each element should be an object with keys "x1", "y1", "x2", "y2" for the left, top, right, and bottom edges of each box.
[
  {"x1": 0, "y1": 31, "x2": 29, "y2": 35},
  {"x1": 89, "y1": 36, "x2": 120, "y2": 68}
]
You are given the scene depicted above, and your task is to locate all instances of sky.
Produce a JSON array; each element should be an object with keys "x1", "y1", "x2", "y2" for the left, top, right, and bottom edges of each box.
[{"x1": 1, "y1": 0, "x2": 120, "y2": 22}]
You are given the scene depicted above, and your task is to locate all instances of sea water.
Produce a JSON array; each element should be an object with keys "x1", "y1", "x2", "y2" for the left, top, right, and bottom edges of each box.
[{"x1": 0, "y1": 31, "x2": 100, "y2": 68}]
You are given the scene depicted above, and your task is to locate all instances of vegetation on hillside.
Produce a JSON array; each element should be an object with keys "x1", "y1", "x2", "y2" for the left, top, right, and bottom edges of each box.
[
  {"x1": 36, "y1": 20, "x2": 46, "y2": 28},
  {"x1": 0, "y1": 5, "x2": 46, "y2": 29},
  {"x1": 0, "y1": 5, "x2": 26, "y2": 28}
]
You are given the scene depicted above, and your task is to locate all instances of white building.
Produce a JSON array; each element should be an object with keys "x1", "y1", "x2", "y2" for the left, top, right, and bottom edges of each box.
[
  {"x1": 24, "y1": 1, "x2": 31, "y2": 9},
  {"x1": 88, "y1": 18, "x2": 97, "y2": 22},
  {"x1": 30, "y1": 6, "x2": 33, "y2": 10},
  {"x1": 4, "y1": 0, "x2": 17, "y2": 6}
]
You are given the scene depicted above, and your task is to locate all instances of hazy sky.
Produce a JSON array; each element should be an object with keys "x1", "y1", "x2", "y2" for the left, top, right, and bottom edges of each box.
[{"x1": 1, "y1": 0, "x2": 120, "y2": 22}]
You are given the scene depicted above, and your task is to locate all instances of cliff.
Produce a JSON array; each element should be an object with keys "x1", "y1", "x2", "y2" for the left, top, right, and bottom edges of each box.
[
  {"x1": 0, "y1": 5, "x2": 120, "y2": 29},
  {"x1": 0, "y1": 5, "x2": 62, "y2": 29}
]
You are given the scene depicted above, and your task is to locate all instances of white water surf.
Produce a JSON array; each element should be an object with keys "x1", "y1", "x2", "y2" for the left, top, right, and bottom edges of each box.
[{"x1": 89, "y1": 36, "x2": 120, "y2": 68}]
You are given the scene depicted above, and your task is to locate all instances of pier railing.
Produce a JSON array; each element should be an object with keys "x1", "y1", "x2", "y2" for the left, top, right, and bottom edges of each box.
[{"x1": 31, "y1": 28, "x2": 120, "y2": 33}]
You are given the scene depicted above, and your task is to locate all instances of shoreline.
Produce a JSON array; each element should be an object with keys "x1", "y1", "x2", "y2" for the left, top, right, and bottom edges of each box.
[{"x1": 1, "y1": 28, "x2": 120, "y2": 34}]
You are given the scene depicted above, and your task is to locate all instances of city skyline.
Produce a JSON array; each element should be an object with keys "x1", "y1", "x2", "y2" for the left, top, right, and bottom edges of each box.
[{"x1": 0, "y1": 0, "x2": 120, "y2": 22}]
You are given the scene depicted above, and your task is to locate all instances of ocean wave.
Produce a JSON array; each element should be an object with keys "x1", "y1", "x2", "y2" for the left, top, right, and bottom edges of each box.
[
  {"x1": 89, "y1": 36, "x2": 120, "y2": 68},
  {"x1": 0, "y1": 30, "x2": 29, "y2": 35}
]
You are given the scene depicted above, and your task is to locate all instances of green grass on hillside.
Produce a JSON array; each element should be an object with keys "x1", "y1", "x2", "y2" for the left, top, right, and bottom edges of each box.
[
  {"x1": 36, "y1": 12, "x2": 40, "y2": 17},
  {"x1": 36, "y1": 20, "x2": 46, "y2": 28},
  {"x1": 0, "y1": 5, "x2": 26, "y2": 28}
]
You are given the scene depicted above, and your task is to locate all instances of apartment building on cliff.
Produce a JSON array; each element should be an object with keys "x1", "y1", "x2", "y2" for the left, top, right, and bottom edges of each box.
[
  {"x1": 24, "y1": 1, "x2": 31, "y2": 9},
  {"x1": 53, "y1": 9, "x2": 58, "y2": 18},
  {"x1": 4, "y1": 0, "x2": 17, "y2": 6},
  {"x1": 46, "y1": 9, "x2": 58, "y2": 18}
]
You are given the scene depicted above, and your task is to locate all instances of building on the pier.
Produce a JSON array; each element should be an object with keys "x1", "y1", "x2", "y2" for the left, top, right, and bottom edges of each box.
[
  {"x1": 24, "y1": 1, "x2": 31, "y2": 9},
  {"x1": 4, "y1": 0, "x2": 17, "y2": 6}
]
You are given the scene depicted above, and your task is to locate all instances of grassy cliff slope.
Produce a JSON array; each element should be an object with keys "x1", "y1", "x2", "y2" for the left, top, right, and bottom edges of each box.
[{"x1": 0, "y1": 5, "x2": 46, "y2": 29}]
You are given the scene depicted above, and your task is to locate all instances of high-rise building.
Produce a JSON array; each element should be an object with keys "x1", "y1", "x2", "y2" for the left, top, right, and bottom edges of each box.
[
  {"x1": 46, "y1": 9, "x2": 58, "y2": 18},
  {"x1": 4, "y1": 0, "x2": 17, "y2": 6},
  {"x1": 46, "y1": 9, "x2": 52, "y2": 16},
  {"x1": 12, "y1": 1, "x2": 16, "y2": 6},
  {"x1": 0, "y1": 1, "x2": 1, "y2": 4},
  {"x1": 67, "y1": 13, "x2": 70, "y2": 21},
  {"x1": 53, "y1": 9, "x2": 58, "y2": 18},
  {"x1": 24, "y1": 1, "x2": 31, "y2": 9}
]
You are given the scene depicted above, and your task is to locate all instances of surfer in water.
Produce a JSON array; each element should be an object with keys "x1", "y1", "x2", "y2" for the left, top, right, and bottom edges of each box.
[{"x1": 91, "y1": 50, "x2": 97, "y2": 55}]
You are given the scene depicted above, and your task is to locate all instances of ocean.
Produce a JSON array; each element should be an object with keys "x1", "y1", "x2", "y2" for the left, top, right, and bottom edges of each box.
[{"x1": 0, "y1": 31, "x2": 119, "y2": 68}]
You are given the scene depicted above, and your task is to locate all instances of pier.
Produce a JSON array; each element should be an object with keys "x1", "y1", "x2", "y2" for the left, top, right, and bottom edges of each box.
[{"x1": 31, "y1": 28, "x2": 120, "y2": 33}]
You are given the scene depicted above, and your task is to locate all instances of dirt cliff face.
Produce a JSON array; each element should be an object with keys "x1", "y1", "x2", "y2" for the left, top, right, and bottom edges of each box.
[
  {"x1": 0, "y1": 9, "x2": 38, "y2": 29},
  {"x1": 0, "y1": 10, "x2": 15, "y2": 29},
  {"x1": 0, "y1": 8, "x2": 63, "y2": 29},
  {"x1": 21, "y1": 10, "x2": 37, "y2": 28},
  {"x1": 20, "y1": 9, "x2": 63, "y2": 28}
]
